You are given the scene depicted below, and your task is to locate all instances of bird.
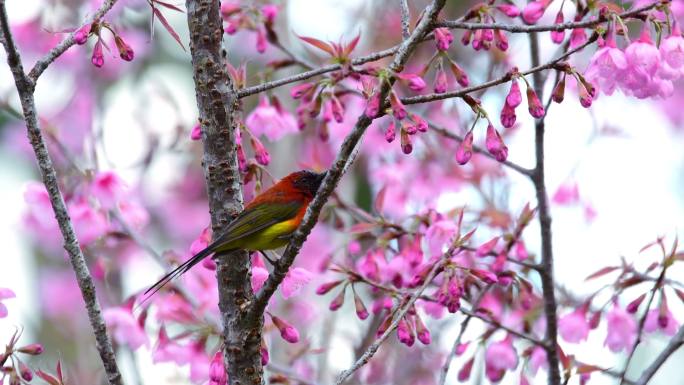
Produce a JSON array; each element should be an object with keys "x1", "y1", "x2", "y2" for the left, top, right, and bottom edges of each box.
[{"x1": 144, "y1": 170, "x2": 327, "y2": 299}]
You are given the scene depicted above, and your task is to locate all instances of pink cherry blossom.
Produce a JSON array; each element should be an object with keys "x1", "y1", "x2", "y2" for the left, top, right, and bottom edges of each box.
[
  {"x1": 434, "y1": 28, "x2": 453, "y2": 51},
  {"x1": 251, "y1": 266, "x2": 269, "y2": 291},
  {"x1": 103, "y1": 306, "x2": 148, "y2": 350},
  {"x1": 68, "y1": 201, "x2": 108, "y2": 244},
  {"x1": 585, "y1": 31, "x2": 628, "y2": 95},
  {"x1": 91, "y1": 171, "x2": 127, "y2": 209},
  {"x1": 522, "y1": 1, "x2": 547, "y2": 25},
  {"x1": 455, "y1": 130, "x2": 474, "y2": 165},
  {"x1": 604, "y1": 304, "x2": 637, "y2": 352},
  {"x1": 209, "y1": 351, "x2": 227, "y2": 385},
  {"x1": 552, "y1": 182, "x2": 580, "y2": 205},
  {"x1": 0, "y1": 288, "x2": 16, "y2": 318},
  {"x1": 644, "y1": 309, "x2": 680, "y2": 335},
  {"x1": 153, "y1": 327, "x2": 194, "y2": 364},
  {"x1": 425, "y1": 219, "x2": 457, "y2": 257},
  {"x1": 485, "y1": 337, "x2": 518, "y2": 382},
  {"x1": 281, "y1": 267, "x2": 313, "y2": 299},
  {"x1": 245, "y1": 96, "x2": 299, "y2": 141},
  {"x1": 558, "y1": 308, "x2": 590, "y2": 343}
]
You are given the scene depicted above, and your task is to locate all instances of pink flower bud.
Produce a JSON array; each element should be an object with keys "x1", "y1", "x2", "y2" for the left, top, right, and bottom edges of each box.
[
  {"x1": 522, "y1": 1, "x2": 546, "y2": 25},
  {"x1": 461, "y1": 30, "x2": 472, "y2": 46},
  {"x1": 397, "y1": 73, "x2": 426, "y2": 91},
  {"x1": 91, "y1": 39, "x2": 104, "y2": 68},
  {"x1": 403, "y1": 120, "x2": 417, "y2": 135},
  {"x1": 506, "y1": 79, "x2": 522, "y2": 108},
  {"x1": 385, "y1": 119, "x2": 396, "y2": 143},
  {"x1": 456, "y1": 342, "x2": 469, "y2": 355},
  {"x1": 329, "y1": 97, "x2": 345, "y2": 123},
  {"x1": 494, "y1": 29, "x2": 509, "y2": 51},
  {"x1": 365, "y1": 93, "x2": 381, "y2": 118},
  {"x1": 414, "y1": 314, "x2": 431, "y2": 345},
  {"x1": 376, "y1": 314, "x2": 393, "y2": 337},
  {"x1": 261, "y1": 4, "x2": 278, "y2": 25},
  {"x1": 209, "y1": 351, "x2": 227, "y2": 385},
  {"x1": 190, "y1": 123, "x2": 202, "y2": 140},
  {"x1": 458, "y1": 357, "x2": 475, "y2": 382},
  {"x1": 74, "y1": 24, "x2": 91, "y2": 45},
  {"x1": 329, "y1": 288, "x2": 346, "y2": 310},
  {"x1": 290, "y1": 83, "x2": 315, "y2": 99},
  {"x1": 526, "y1": 86, "x2": 545, "y2": 118},
  {"x1": 499, "y1": 102, "x2": 516, "y2": 128},
  {"x1": 551, "y1": 11, "x2": 565, "y2": 44},
  {"x1": 271, "y1": 316, "x2": 300, "y2": 343},
  {"x1": 434, "y1": 66, "x2": 448, "y2": 94},
  {"x1": 570, "y1": 27, "x2": 587, "y2": 48},
  {"x1": 626, "y1": 294, "x2": 646, "y2": 313},
  {"x1": 434, "y1": 27, "x2": 453, "y2": 51},
  {"x1": 237, "y1": 144, "x2": 247, "y2": 171},
  {"x1": 397, "y1": 317, "x2": 414, "y2": 346},
  {"x1": 221, "y1": 1, "x2": 241, "y2": 17},
  {"x1": 115, "y1": 35, "x2": 134, "y2": 61},
  {"x1": 578, "y1": 81, "x2": 593, "y2": 108},
  {"x1": 316, "y1": 280, "x2": 344, "y2": 295},
  {"x1": 250, "y1": 137, "x2": 270, "y2": 166},
  {"x1": 448, "y1": 60, "x2": 469, "y2": 87},
  {"x1": 496, "y1": 4, "x2": 520, "y2": 17},
  {"x1": 455, "y1": 130, "x2": 474, "y2": 165},
  {"x1": 260, "y1": 343, "x2": 269, "y2": 365},
  {"x1": 390, "y1": 91, "x2": 407, "y2": 120},
  {"x1": 353, "y1": 291, "x2": 369, "y2": 320},
  {"x1": 411, "y1": 113, "x2": 428, "y2": 132},
  {"x1": 400, "y1": 128, "x2": 412, "y2": 154},
  {"x1": 551, "y1": 75, "x2": 566, "y2": 103},
  {"x1": 256, "y1": 27, "x2": 267, "y2": 53},
  {"x1": 476, "y1": 236, "x2": 500, "y2": 256},
  {"x1": 485, "y1": 124, "x2": 508, "y2": 162},
  {"x1": 224, "y1": 21, "x2": 238, "y2": 35},
  {"x1": 19, "y1": 361, "x2": 32, "y2": 382},
  {"x1": 17, "y1": 343, "x2": 43, "y2": 355},
  {"x1": 471, "y1": 269, "x2": 498, "y2": 284}
]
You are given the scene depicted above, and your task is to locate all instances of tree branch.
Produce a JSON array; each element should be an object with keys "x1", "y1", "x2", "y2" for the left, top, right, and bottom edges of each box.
[
  {"x1": 28, "y1": 0, "x2": 119, "y2": 82},
  {"x1": 0, "y1": 3, "x2": 123, "y2": 385},
  {"x1": 437, "y1": 2, "x2": 662, "y2": 33},
  {"x1": 251, "y1": 0, "x2": 447, "y2": 317},
  {"x1": 528, "y1": 32, "x2": 561, "y2": 385},
  {"x1": 400, "y1": 0, "x2": 410, "y2": 40},
  {"x1": 184, "y1": 0, "x2": 261, "y2": 384},
  {"x1": 635, "y1": 324, "x2": 684, "y2": 385}
]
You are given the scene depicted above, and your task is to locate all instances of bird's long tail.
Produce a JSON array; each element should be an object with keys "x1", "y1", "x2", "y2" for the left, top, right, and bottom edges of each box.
[{"x1": 142, "y1": 242, "x2": 227, "y2": 301}]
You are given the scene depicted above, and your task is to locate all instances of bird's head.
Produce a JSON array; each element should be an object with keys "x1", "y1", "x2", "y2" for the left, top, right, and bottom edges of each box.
[{"x1": 289, "y1": 170, "x2": 327, "y2": 196}]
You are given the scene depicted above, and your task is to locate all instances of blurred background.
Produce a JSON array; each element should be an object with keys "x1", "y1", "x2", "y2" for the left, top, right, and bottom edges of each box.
[{"x1": 1, "y1": 0, "x2": 683, "y2": 384}]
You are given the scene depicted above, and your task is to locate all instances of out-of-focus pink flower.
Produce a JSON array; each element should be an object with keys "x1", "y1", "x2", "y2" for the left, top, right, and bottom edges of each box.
[
  {"x1": 522, "y1": 1, "x2": 547, "y2": 25},
  {"x1": 23, "y1": 182, "x2": 57, "y2": 231},
  {"x1": 209, "y1": 351, "x2": 227, "y2": 385},
  {"x1": 552, "y1": 182, "x2": 580, "y2": 205},
  {"x1": 485, "y1": 337, "x2": 518, "y2": 382},
  {"x1": 251, "y1": 266, "x2": 269, "y2": 291},
  {"x1": 605, "y1": 304, "x2": 637, "y2": 352},
  {"x1": 103, "y1": 306, "x2": 148, "y2": 350},
  {"x1": 570, "y1": 27, "x2": 587, "y2": 48},
  {"x1": 658, "y1": 24, "x2": 684, "y2": 77},
  {"x1": 558, "y1": 308, "x2": 590, "y2": 343},
  {"x1": 425, "y1": 220, "x2": 457, "y2": 257},
  {"x1": 91, "y1": 171, "x2": 127, "y2": 209},
  {"x1": 281, "y1": 267, "x2": 312, "y2": 299},
  {"x1": 485, "y1": 124, "x2": 508, "y2": 162},
  {"x1": 118, "y1": 200, "x2": 149, "y2": 230},
  {"x1": 74, "y1": 23, "x2": 91, "y2": 45},
  {"x1": 496, "y1": 4, "x2": 520, "y2": 17},
  {"x1": 261, "y1": 4, "x2": 278, "y2": 24},
  {"x1": 550, "y1": 11, "x2": 565, "y2": 44},
  {"x1": 645, "y1": 309, "x2": 680, "y2": 335},
  {"x1": 256, "y1": 27, "x2": 267, "y2": 53},
  {"x1": 153, "y1": 327, "x2": 193, "y2": 364},
  {"x1": 68, "y1": 201, "x2": 108, "y2": 244},
  {"x1": 0, "y1": 288, "x2": 15, "y2": 318},
  {"x1": 476, "y1": 236, "x2": 499, "y2": 257},
  {"x1": 245, "y1": 96, "x2": 298, "y2": 141},
  {"x1": 434, "y1": 65, "x2": 448, "y2": 93},
  {"x1": 455, "y1": 130, "x2": 474, "y2": 165},
  {"x1": 188, "y1": 342, "x2": 212, "y2": 383},
  {"x1": 434, "y1": 28, "x2": 453, "y2": 51},
  {"x1": 397, "y1": 73, "x2": 427, "y2": 91},
  {"x1": 528, "y1": 346, "x2": 547, "y2": 374}
]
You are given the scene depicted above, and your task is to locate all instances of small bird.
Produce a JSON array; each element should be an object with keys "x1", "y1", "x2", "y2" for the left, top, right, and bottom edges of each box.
[{"x1": 145, "y1": 170, "x2": 326, "y2": 298}]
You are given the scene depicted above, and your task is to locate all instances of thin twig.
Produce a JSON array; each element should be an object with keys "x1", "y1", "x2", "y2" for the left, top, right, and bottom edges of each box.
[
  {"x1": 28, "y1": 0, "x2": 119, "y2": 82},
  {"x1": 401, "y1": 33, "x2": 598, "y2": 105},
  {"x1": 437, "y1": 2, "x2": 661, "y2": 33},
  {"x1": 400, "y1": 0, "x2": 410, "y2": 40},
  {"x1": 0, "y1": 2, "x2": 123, "y2": 384},
  {"x1": 251, "y1": 0, "x2": 447, "y2": 316},
  {"x1": 528, "y1": 32, "x2": 561, "y2": 385},
  {"x1": 635, "y1": 324, "x2": 684, "y2": 385}
]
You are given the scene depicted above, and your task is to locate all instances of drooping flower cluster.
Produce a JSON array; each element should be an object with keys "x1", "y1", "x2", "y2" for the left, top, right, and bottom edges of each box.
[
  {"x1": 220, "y1": 2, "x2": 279, "y2": 54},
  {"x1": 74, "y1": 19, "x2": 135, "y2": 67}
]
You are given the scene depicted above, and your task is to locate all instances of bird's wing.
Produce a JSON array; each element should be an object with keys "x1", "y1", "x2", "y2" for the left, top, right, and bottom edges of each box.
[
  {"x1": 142, "y1": 201, "x2": 303, "y2": 300},
  {"x1": 208, "y1": 199, "x2": 303, "y2": 249}
]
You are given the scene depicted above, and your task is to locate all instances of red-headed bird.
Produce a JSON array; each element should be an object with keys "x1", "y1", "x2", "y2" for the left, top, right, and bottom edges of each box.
[{"x1": 145, "y1": 170, "x2": 326, "y2": 298}]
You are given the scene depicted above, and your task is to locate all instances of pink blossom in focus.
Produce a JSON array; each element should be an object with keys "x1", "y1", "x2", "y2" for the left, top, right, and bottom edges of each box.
[
  {"x1": 271, "y1": 315, "x2": 300, "y2": 343},
  {"x1": 397, "y1": 73, "x2": 427, "y2": 91},
  {"x1": 246, "y1": 96, "x2": 298, "y2": 141},
  {"x1": 91, "y1": 171, "x2": 127, "y2": 209},
  {"x1": 455, "y1": 130, "x2": 474, "y2": 165},
  {"x1": 0, "y1": 288, "x2": 15, "y2": 318},
  {"x1": 604, "y1": 304, "x2": 637, "y2": 352},
  {"x1": 506, "y1": 79, "x2": 522, "y2": 108},
  {"x1": 281, "y1": 267, "x2": 313, "y2": 299},
  {"x1": 103, "y1": 307, "x2": 148, "y2": 350},
  {"x1": 558, "y1": 308, "x2": 590, "y2": 343},
  {"x1": 485, "y1": 124, "x2": 508, "y2": 162}
]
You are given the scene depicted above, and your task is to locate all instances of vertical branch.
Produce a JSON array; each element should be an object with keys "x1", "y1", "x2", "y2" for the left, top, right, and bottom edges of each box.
[
  {"x1": 184, "y1": 0, "x2": 260, "y2": 384},
  {"x1": 0, "y1": 3, "x2": 123, "y2": 385},
  {"x1": 529, "y1": 32, "x2": 561, "y2": 385},
  {"x1": 400, "y1": 0, "x2": 411, "y2": 39}
]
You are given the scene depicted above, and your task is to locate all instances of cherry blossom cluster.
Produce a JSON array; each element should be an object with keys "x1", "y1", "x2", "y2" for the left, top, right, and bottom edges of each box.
[
  {"x1": 0, "y1": 330, "x2": 54, "y2": 385},
  {"x1": 74, "y1": 20, "x2": 134, "y2": 68}
]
